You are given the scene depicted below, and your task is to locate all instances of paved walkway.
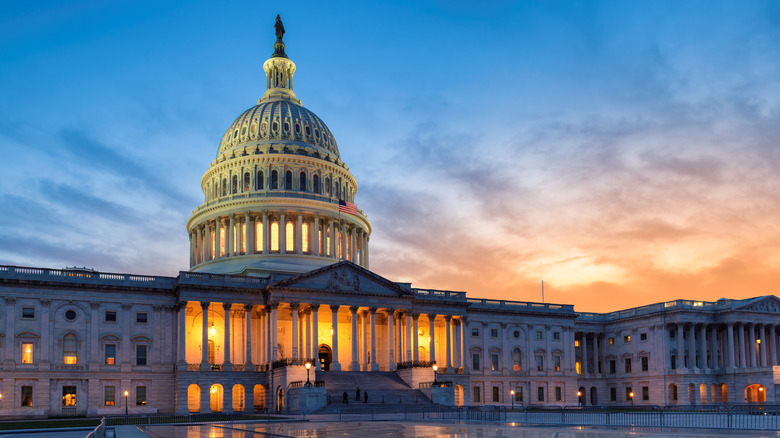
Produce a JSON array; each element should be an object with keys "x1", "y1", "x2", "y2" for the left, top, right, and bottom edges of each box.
[
  {"x1": 139, "y1": 420, "x2": 779, "y2": 437},
  {"x1": 113, "y1": 425, "x2": 150, "y2": 438}
]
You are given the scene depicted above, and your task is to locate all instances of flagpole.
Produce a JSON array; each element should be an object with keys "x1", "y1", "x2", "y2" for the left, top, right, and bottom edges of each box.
[{"x1": 338, "y1": 199, "x2": 342, "y2": 261}]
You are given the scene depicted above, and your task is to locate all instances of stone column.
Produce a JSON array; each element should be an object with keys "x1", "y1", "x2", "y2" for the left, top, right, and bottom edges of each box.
[
  {"x1": 89, "y1": 302, "x2": 100, "y2": 366},
  {"x1": 266, "y1": 306, "x2": 273, "y2": 363},
  {"x1": 330, "y1": 305, "x2": 341, "y2": 371},
  {"x1": 195, "y1": 226, "x2": 202, "y2": 264},
  {"x1": 270, "y1": 303, "x2": 278, "y2": 363},
  {"x1": 329, "y1": 219, "x2": 336, "y2": 257},
  {"x1": 313, "y1": 216, "x2": 321, "y2": 255},
  {"x1": 223, "y1": 303, "x2": 232, "y2": 371},
  {"x1": 245, "y1": 212, "x2": 253, "y2": 254},
  {"x1": 727, "y1": 323, "x2": 735, "y2": 368},
  {"x1": 280, "y1": 212, "x2": 286, "y2": 254},
  {"x1": 387, "y1": 309, "x2": 396, "y2": 371},
  {"x1": 459, "y1": 318, "x2": 466, "y2": 369},
  {"x1": 365, "y1": 237, "x2": 369, "y2": 269},
  {"x1": 228, "y1": 215, "x2": 235, "y2": 256},
  {"x1": 760, "y1": 324, "x2": 768, "y2": 367},
  {"x1": 361, "y1": 311, "x2": 368, "y2": 369},
  {"x1": 412, "y1": 313, "x2": 420, "y2": 362},
  {"x1": 311, "y1": 304, "x2": 320, "y2": 370},
  {"x1": 748, "y1": 324, "x2": 757, "y2": 367},
  {"x1": 428, "y1": 314, "x2": 437, "y2": 364},
  {"x1": 349, "y1": 306, "x2": 360, "y2": 370},
  {"x1": 177, "y1": 302, "x2": 188, "y2": 369},
  {"x1": 676, "y1": 324, "x2": 684, "y2": 371},
  {"x1": 243, "y1": 305, "x2": 253, "y2": 371},
  {"x1": 445, "y1": 315, "x2": 453, "y2": 371},
  {"x1": 405, "y1": 312, "x2": 413, "y2": 362},
  {"x1": 296, "y1": 212, "x2": 303, "y2": 254},
  {"x1": 257, "y1": 308, "x2": 264, "y2": 365},
  {"x1": 710, "y1": 326, "x2": 718, "y2": 369},
  {"x1": 200, "y1": 302, "x2": 210, "y2": 371},
  {"x1": 204, "y1": 222, "x2": 212, "y2": 260},
  {"x1": 687, "y1": 324, "x2": 695, "y2": 370},
  {"x1": 581, "y1": 332, "x2": 588, "y2": 374},
  {"x1": 350, "y1": 226, "x2": 356, "y2": 262},
  {"x1": 737, "y1": 324, "x2": 745, "y2": 367},
  {"x1": 122, "y1": 303, "x2": 132, "y2": 368},
  {"x1": 215, "y1": 217, "x2": 222, "y2": 258},
  {"x1": 699, "y1": 325, "x2": 707, "y2": 369},
  {"x1": 262, "y1": 211, "x2": 269, "y2": 253},
  {"x1": 305, "y1": 307, "x2": 312, "y2": 361},
  {"x1": 290, "y1": 303, "x2": 299, "y2": 360},
  {"x1": 370, "y1": 307, "x2": 378, "y2": 371}
]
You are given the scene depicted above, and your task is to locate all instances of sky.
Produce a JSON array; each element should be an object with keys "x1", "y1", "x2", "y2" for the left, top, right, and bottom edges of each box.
[{"x1": 2, "y1": 1, "x2": 780, "y2": 312}]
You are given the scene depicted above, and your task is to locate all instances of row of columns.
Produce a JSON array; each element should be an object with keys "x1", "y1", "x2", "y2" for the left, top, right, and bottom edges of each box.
[
  {"x1": 176, "y1": 301, "x2": 463, "y2": 372},
  {"x1": 188, "y1": 211, "x2": 369, "y2": 268}
]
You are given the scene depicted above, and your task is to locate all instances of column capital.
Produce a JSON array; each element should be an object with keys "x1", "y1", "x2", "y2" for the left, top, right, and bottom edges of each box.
[
  {"x1": 330, "y1": 304, "x2": 340, "y2": 312},
  {"x1": 444, "y1": 314, "x2": 453, "y2": 322},
  {"x1": 90, "y1": 301, "x2": 101, "y2": 309},
  {"x1": 223, "y1": 302, "x2": 233, "y2": 311},
  {"x1": 427, "y1": 313, "x2": 437, "y2": 320},
  {"x1": 369, "y1": 307, "x2": 378, "y2": 314},
  {"x1": 268, "y1": 302, "x2": 280, "y2": 310},
  {"x1": 349, "y1": 306, "x2": 359, "y2": 313},
  {"x1": 177, "y1": 301, "x2": 188, "y2": 310},
  {"x1": 411, "y1": 312, "x2": 420, "y2": 319},
  {"x1": 310, "y1": 303, "x2": 321, "y2": 311},
  {"x1": 122, "y1": 303, "x2": 132, "y2": 311},
  {"x1": 200, "y1": 301, "x2": 210, "y2": 309},
  {"x1": 385, "y1": 307, "x2": 396, "y2": 316},
  {"x1": 289, "y1": 302, "x2": 300, "y2": 310}
]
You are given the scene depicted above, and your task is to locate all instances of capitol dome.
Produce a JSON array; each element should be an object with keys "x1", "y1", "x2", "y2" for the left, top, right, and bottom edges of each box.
[{"x1": 185, "y1": 17, "x2": 371, "y2": 277}]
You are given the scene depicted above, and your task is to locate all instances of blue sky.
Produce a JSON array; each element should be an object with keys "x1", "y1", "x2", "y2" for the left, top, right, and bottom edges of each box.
[{"x1": 2, "y1": 1, "x2": 780, "y2": 311}]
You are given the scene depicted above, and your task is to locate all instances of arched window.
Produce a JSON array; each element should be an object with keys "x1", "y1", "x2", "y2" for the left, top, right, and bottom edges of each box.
[
  {"x1": 257, "y1": 171, "x2": 264, "y2": 190},
  {"x1": 286, "y1": 222, "x2": 294, "y2": 252},
  {"x1": 270, "y1": 222, "x2": 279, "y2": 251},
  {"x1": 232, "y1": 175, "x2": 238, "y2": 194},
  {"x1": 512, "y1": 348, "x2": 522, "y2": 371},
  {"x1": 299, "y1": 172, "x2": 307, "y2": 191},
  {"x1": 313, "y1": 175, "x2": 320, "y2": 194},
  {"x1": 285, "y1": 171, "x2": 293, "y2": 190},
  {"x1": 325, "y1": 177, "x2": 330, "y2": 197},
  {"x1": 302, "y1": 222, "x2": 309, "y2": 252},
  {"x1": 271, "y1": 170, "x2": 278, "y2": 190},
  {"x1": 222, "y1": 178, "x2": 227, "y2": 196},
  {"x1": 244, "y1": 172, "x2": 250, "y2": 192},
  {"x1": 63, "y1": 333, "x2": 78, "y2": 364},
  {"x1": 255, "y1": 222, "x2": 263, "y2": 252},
  {"x1": 336, "y1": 182, "x2": 341, "y2": 200}
]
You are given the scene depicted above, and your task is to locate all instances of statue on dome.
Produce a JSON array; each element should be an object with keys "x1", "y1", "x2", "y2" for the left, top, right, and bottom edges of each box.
[{"x1": 275, "y1": 15, "x2": 285, "y2": 41}]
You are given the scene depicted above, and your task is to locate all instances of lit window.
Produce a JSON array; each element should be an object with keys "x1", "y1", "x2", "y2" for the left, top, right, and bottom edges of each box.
[
  {"x1": 105, "y1": 344, "x2": 116, "y2": 365},
  {"x1": 609, "y1": 338, "x2": 614, "y2": 345},
  {"x1": 491, "y1": 354, "x2": 499, "y2": 371},
  {"x1": 256, "y1": 222, "x2": 264, "y2": 252},
  {"x1": 325, "y1": 227, "x2": 331, "y2": 255},
  {"x1": 624, "y1": 335, "x2": 631, "y2": 343},
  {"x1": 302, "y1": 222, "x2": 309, "y2": 252},
  {"x1": 219, "y1": 227, "x2": 225, "y2": 257},
  {"x1": 286, "y1": 222, "x2": 294, "y2": 251},
  {"x1": 63, "y1": 334, "x2": 77, "y2": 364},
  {"x1": 210, "y1": 230, "x2": 216, "y2": 259},
  {"x1": 270, "y1": 222, "x2": 279, "y2": 251},
  {"x1": 512, "y1": 348, "x2": 522, "y2": 371},
  {"x1": 241, "y1": 222, "x2": 246, "y2": 253},
  {"x1": 105, "y1": 386, "x2": 115, "y2": 406},
  {"x1": 21, "y1": 386, "x2": 33, "y2": 407},
  {"x1": 575, "y1": 361, "x2": 582, "y2": 374},
  {"x1": 318, "y1": 227, "x2": 323, "y2": 255},
  {"x1": 22, "y1": 342, "x2": 34, "y2": 363},
  {"x1": 62, "y1": 386, "x2": 77, "y2": 406},
  {"x1": 574, "y1": 340, "x2": 580, "y2": 347},
  {"x1": 554, "y1": 356, "x2": 561, "y2": 372}
]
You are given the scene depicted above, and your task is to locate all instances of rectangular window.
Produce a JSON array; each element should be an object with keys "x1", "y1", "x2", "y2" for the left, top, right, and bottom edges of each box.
[
  {"x1": 640, "y1": 333, "x2": 647, "y2": 341},
  {"x1": 553, "y1": 331, "x2": 560, "y2": 340},
  {"x1": 492, "y1": 386, "x2": 499, "y2": 402},
  {"x1": 609, "y1": 337, "x2": 614, "y2": 345},
  {"x1": 472, "y1": 353, "x2": 480, "y2": 371},
  {"x1": 105, "y1": 344, "x2": 116, "y2": 365},
  {"x1": 491, "y1": 354, "x2": 499, "y2": 371},
  {"x1": 62, "y1": 386, "x2": 77, "y2": 406},
  {"x1": 641, "y1": 356, "x2": 649, "y2": 371},
  {"x1": 514, "y1": 387, "x2": 523, "y2": 402},
  {"x1": 105, "y1": 311, "x2": 117, "y2": 323},
  {"x1": 537, "y1": 386, "x2": 545, "y2": 402},
  {"x1": 105, "y1": 386, "x2": 115, "y2": 406},
  {"x1": 490, "y1": 328, "x2": 498, "y2": 338},
  {"x1": 472, "y1": 328, "x2": 479, "y2": 337},
  {"x1": 624, "y1": 335, "x2": 631, "y2": 343},
  {"x1": 610, "y1": 387, "x2": 617, "y2": 402},
  {"x1": 672, "y1": 385, "x2": 678, "y2": 400},
  {"x1": 536, "y1": 355, "x2": 544, "y2": 371},
  {"x1": 626, "y1": 387, "x2": 633, "y2": 401},
  {"x1": 575, "y1": 361, "x2": 581, "y2": 374},
  {"x1": 136, "y1": 345, "x2": 147, "y2": 366},
  {"x1": 574, "y1": 340, "x2": 580, "y2": 347},
  {"x1": 473, "y1": 386, "x2": 481, "y2": 403},
  {"x1": 535, "y1": 331, "x2": 543, "y2": 340},
  {"x1": 21, "y1": 386, "x2": 33, "y2": 407},
  {"x1": 625, "y1": 358, "x2": 632, "y2": 373},
  {"x1": 136, "y1": 386, "x2": 147, "y2": 406},
  {"x1": 21, "y1": 342, "x2": 33, "y2": 364},
  {"x1": 21, "y1": 307, "x2": 35, "y2": 319},
  {"x1": 609, "y1": 359, "x2": 616, "y2": 374},
  {"x1": 554, "y1": 356, "x2": 561, "y2": 372},
  {"x1": 136, "y1": 312, "x2": 148, "y2": 324},
  {"x1": 671, "y1": 354, "x2": 677, "y2": 369},
  {"x1": 670, "y1": 330, "x2": 675, "y2": 339},
  {"x1": 555, "y1": 386, "x2": 562, "y2": 402},
  {"x1": 642, "y1": 386, "x2": 649, "y2": 401}
]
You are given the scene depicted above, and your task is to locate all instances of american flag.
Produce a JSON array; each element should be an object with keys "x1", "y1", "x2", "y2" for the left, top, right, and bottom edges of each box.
[{"x1": 339, "y1": 199, "x2": 358, "y2": 215}]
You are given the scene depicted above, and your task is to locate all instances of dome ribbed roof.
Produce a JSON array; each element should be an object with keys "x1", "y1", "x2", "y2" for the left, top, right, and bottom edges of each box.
[{"x1": 216, "y1": 99, "x2": 339, "y2": 159}]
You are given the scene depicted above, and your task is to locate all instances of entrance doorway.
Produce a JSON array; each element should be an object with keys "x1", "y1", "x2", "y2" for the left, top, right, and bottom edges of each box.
[
  {"x1": 745, "y1": 384, "x2": 766, "y2": 403},
  {"x1": 319, "y1": 344, "x2": 333, "y2": 371}
]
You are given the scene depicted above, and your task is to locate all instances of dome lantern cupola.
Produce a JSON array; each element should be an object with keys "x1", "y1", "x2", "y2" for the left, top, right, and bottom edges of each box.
[{"x1": 185, "y1": 15, "x2": 371, "y2": 277}]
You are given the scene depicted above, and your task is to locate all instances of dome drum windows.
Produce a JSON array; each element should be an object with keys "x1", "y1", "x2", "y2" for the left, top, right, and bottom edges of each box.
[
  {"x1": 243, "y1": 172, "x2": 250, "y2": 192},
  {"x1": 257, "y1": 171, "x2": 264, "y2": 190},
  {"x1": 285, "y1": 171, "x2": 293, "y2": 190},
  {"x1": 232, "y1": 175, "x2": 238, "y2": 194},
  {"x1": 299, "y1": 172, "x2": 307, "y2": 192},
  {"x1": 222, "y1": 179, "x2": 227, "y2": 197},
  {"x1": 313, "y1": 174, "x2": 320, "y2": 194},
  {"x1": 271, "y1": 170, "x2": 279, "y2": 190}
]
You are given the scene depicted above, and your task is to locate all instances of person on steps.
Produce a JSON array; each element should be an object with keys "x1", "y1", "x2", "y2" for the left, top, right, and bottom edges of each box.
[
  {"x1": 342, "y1": 391, "x2": 348, "y2": 404},
  {"x1": 356, "y1": 387, "x2": 361, "y2": 401}
]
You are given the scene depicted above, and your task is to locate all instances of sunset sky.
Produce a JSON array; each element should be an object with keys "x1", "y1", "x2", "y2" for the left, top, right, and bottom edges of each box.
[{"x1": 2, "y1": 1, "x2": 780, "y2": 312}]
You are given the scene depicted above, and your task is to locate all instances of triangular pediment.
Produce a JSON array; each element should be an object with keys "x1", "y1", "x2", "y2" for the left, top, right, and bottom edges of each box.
[
  {"x1": 268, "y1": 261, "x2": 414, "y2": 296},
  {"x1": 734, "y1": 295, "x2": 780, "y2": 314}
]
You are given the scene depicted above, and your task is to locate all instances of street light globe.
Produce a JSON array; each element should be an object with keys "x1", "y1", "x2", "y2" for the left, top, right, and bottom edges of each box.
[
  {"x1": 630, "y1": 392, "x2": 634, "y2": 398},
  {"x1": 432, "y1": 364, "x2": 438, "y2": 372},
  {"x1": 306, "y1": 362, "x2": 311, "y2": 370},
  {"x1": 510, "y1": 390, "x2": 515, "y2": 395},
  {"x1": 577, "y1": 391, "x2": 581, "y2": 397},
  {"x1": 124, "y1": 391, "x2": 129, "y2": 397}
]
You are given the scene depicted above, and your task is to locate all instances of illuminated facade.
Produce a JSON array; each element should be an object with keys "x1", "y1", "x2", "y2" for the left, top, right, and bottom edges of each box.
[{"x1": 1, "y1": 19, "x2": 779, "y2": 419}]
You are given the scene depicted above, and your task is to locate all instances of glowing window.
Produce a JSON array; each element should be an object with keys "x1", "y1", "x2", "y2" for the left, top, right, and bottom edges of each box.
[
  {"x1": 286, "y1": 222, "x2": 294, "y2": 251},
  {"x1": 575, "y1": 340, "x2": 580, "y2": 347},
  {"x1": 136, "y1": 386, "x2": 147, "y2": 406},
  {"x1": 271, "y1": 222, "x2": 279, "y2": 251},
  {"x1": 302, "y1": 222, "x2": 309, "y2": 252},
  {"x1": 63, "y1": 334, "x2": 77, "y2": 364},
  {"x1": 105, "y1": 386, "x2": 115, "y2": 406},
  {"x1": 22, "y1": 342, "x2": 34, "y2": 364},
  {"x1": 326, "y1": 228, "x2": 331, "y2": 256},
  {"x1": 219, "y1": 228, "x2": 225, "y2": 257},
  {"x1": 62, "y1": 386, "x2": 77, "y2": 407},
  {"x1": 241, "y1": 222, "x2": 246, "y2": 253},
  {"x1": 210, "y1": 230, "x2": 216, "y2": 259},
  {"x1": 512, "y1": 348, "x2": 522, "y2": 371},
  {"x1": 576, "y1": 361, "x2": 582, "y2": 374},
  {"x1": 256, "y1": 222, "x2": 264, "y2": 252},
  {"x1": 318, "y1": 227, "x2": 323, "y2": 255},
  {"x1": 105, "y1": 344, "x2": 116, "y2": 365}
]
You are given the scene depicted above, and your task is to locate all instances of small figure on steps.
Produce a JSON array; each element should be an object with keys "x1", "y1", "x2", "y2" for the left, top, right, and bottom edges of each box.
[
  {"x1": 342, "y1": 391, "x2": 348, "y2": 404},
  {"x1": 364, "y1": 391, "x2": 368, "y2": 403},
  {"x1": 356, "y1": 387, "x2": 361, "y2": 401}
]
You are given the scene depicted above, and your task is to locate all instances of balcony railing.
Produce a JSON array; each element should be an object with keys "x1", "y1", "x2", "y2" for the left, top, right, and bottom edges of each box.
[
  {"x1": 271, "y1": 358, "x2": 315, "y2": 369},
  {"x1": 419, "y1": 381, "x2": 453, "y2": 388},
  {"x1": 396, "y1": 360, "x2": 435, "y2": 370}
]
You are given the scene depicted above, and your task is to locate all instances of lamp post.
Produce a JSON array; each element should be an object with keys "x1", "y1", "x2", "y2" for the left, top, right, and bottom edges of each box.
[
  {"x1": 305, "y1": 361, "x2": 312, "y2": 386},
  {"x1": 629, "y1": 391, "x2": 634, "y2": 407},
  {"x1": 432, "y1": 364, "x2": 438, "y2": 385},
  {"x1": 510, "y1": 389, "x2": 515, "y2": 410},
  {"x1": 577, "y1": 390, "x2": 582, "y2": 406},
  {"x1": 124, "y1": 390, "x2": 129, "y2": 417}
]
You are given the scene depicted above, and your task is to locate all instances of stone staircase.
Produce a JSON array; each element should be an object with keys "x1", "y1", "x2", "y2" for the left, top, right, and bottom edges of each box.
[{"x1": 315, "y1": 371, "x2": 433, "y2": 412}]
